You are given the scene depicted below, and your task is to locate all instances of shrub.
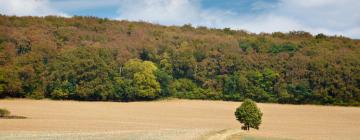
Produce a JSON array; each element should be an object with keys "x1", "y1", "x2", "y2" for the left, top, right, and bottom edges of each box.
[
  {"x1": 26, "y1": 91, "x2": 45, "y2": 99},
  {"x1": 0, "y1": 108, "x2": 10, "y2": 117},
  {"x1": 235, "y1": 99, "x2": 263, "y2": 131},
  {"x1": 223, "y1": 27, "x2": 235, "y2": 35},
  {"x1": 51, "y1": 89, "x2": 68, "y2": 99},
  {"x1": 268, "y1": 43, "x2": 297, "y2": 54},
  {"x1": 169, "y1": 79, "x2": 206, "y2": 99},
  {"x1": 315, "y1": 33, "x2": 327, "y2": 39}
]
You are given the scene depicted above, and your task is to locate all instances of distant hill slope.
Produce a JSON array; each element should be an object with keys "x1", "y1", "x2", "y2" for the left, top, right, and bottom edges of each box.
[{"x1": 0, "y1": 15, "x2": 359, "y2": 105}]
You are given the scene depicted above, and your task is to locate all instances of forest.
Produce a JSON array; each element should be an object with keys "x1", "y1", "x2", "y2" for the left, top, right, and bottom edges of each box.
[{"x1": 0, "y1": 15, "x2": 359, "y2": 105}]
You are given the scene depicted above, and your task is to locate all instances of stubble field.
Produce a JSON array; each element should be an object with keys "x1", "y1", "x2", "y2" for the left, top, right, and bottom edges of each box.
[{"x1": 0, "y1": 99, "x2": 359, "y2": 140}]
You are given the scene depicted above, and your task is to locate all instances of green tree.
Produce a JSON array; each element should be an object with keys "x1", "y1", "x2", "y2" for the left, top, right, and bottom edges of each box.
[
  {"x1": 235, "y1": 99, "x2": 263, "y2": 131},
  {"x1": 246, "y1": 69, "x2": 279, "y2": 102},
  {"x1": 113, "y1": 77, "x2": 134, "y2": 101},
  {"x1": 0, "y1": 70, "x2": 5, "y2": 95},
  {"x1": 223, "y1": 69, "x2": 279, "y2": 102},
  {"x1": 159, "y1": 52, "x2": 173, "y2": 75},
  {"x1": 155, "y1": 69, "x2": 173, "y2": 97},
  {"x1": 223, "y1": 73, "x2": 251, "y2": 101},
  {"x1": 0, "y1": 67, "x2": 22, "y2": 98},
  {"x1": 172, "y1": 42, "x2": 197, "y2": 79},
  {"x1": 123, "y1": 59, "x2": 161, "y2": 100},
  {"x1": 51, "y1": 88, "x2": 68, "y2": 99},
  {"x1": 169, "y1": 78, "x2": 206, "y2": 99},
  {"x1": 46, "y1": 47, "x2": 116, "y2": 100},
  {"x1": 0, "y1": 15, "x2": 359, "y2": 105}
]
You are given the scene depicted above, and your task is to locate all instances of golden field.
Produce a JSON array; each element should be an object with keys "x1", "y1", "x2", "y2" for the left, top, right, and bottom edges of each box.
[{"x1": 0, "y1": 99, "x2": 360, "y2": 140}]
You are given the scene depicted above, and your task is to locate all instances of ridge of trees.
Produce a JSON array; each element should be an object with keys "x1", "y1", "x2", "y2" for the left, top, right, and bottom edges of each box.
[{"x1": 0, "y1": 15, "x2": 359, "y2": 105}]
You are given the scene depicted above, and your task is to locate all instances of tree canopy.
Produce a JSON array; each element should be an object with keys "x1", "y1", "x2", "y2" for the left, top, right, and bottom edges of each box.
[
  {"x1": 121, "y1": 59, "x2": 160, "y2": 100},
  {"x1": 235, "y1": 99, "x2": 263, "y2": 130},
  {"x1": 0, "y1": 15, "x2": 359, "y2": 105}
]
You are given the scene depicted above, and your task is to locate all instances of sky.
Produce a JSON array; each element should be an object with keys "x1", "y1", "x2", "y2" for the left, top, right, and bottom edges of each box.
[{"x1": 0, "y1": 0, "x2": 359, "y2": 38}]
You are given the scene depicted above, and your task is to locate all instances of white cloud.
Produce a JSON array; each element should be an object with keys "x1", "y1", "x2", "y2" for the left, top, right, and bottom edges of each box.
[
  {"x1": 51, "y1": 0, "x2": 121, "y2": 11},
  {"x1": 116, "y1": 0, "x2": 241, "y2": 28},
  {"x1": 115, "y1": 0, "x2": 360, "y2": 38},
  {"x1": 0, "y1": 0, "x2": 359, "y2": 38},
  {"x1": 277, "y1": 0, "x2": 360, "y2": 29},
  {"x1": 117, "y1": 0, "x2": 206, "y2": 25},
  {"x1": 0, "y1": 0, "x2": 67, "y2": 17}
]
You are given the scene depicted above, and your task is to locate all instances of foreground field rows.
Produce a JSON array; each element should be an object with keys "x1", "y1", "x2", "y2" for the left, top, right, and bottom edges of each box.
[{"x1": 1, "y1": 99, "x2": 360, "y2": 140}]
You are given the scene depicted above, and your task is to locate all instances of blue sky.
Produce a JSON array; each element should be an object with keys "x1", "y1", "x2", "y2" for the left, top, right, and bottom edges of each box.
[
  {"x1": 49, "y1": 0, "x2": 277, "y2": 18},
  {"x1": 0, "y1": 0, "x2": 359, "y2": 38}
]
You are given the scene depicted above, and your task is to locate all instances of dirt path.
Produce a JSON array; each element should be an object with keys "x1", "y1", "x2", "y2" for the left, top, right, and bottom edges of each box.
[
  {"x1": 202, "y1": 128, "x2": 242, "y2": 140},
  {"x1": 1, "y1": 99, "x2": 360, "y2": 140}
]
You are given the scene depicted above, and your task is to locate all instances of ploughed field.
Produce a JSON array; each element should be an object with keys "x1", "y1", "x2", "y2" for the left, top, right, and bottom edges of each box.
[{"x1": 0, "y1": 99, "x2": 360, "y2": 140}]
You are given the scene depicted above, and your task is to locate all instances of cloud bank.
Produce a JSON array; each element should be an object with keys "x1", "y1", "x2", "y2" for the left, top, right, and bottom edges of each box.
[
  {"x1": 116, "y1": 0, "x2": 360, "y2": 38},
  {"x1": 0, "y1": 0, "x2": 359, "y2": 38},
  {"x1": 0, "y1": 0, "x2": 67, "y2": 17}
]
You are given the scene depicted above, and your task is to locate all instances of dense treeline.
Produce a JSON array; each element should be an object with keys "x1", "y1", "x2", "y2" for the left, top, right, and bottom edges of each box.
[{"x1": 0, "y1": 15, "x2": 359, "y2": 105}]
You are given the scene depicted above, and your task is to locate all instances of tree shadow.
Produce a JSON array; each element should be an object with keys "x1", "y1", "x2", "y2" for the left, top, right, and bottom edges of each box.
[{"x1": 0, "y1": 115, "x2": 27, "y2": 119}]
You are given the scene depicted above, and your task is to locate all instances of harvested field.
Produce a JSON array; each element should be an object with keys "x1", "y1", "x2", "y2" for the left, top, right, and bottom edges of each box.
[{"x1": 0, "y1": 99, "x2": 360, "y2": 140}]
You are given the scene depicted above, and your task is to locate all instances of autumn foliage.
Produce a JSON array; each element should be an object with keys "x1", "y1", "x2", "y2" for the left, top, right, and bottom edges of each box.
[{"x1": 0, "y1": 15, "x2": 359, "y2": 105}]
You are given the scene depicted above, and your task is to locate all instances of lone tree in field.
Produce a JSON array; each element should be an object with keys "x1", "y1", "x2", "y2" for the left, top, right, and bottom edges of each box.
[{"x1": 235, "y1": 99, "x2": 263, "y2": 131}]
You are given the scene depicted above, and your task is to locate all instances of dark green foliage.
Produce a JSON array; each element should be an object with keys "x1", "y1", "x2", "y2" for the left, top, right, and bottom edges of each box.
[
  {"x1": 235, "y1": 99, "x2": 263, "y2": 131},
  {"x1": 139, "y1": 48, "x2": 152, "y2": 61},
  {"x1": 0, "y1": 70, "x2": 5, "y2": 97},
  {"x1": 172, "y1": 43, "x2": 197, "y2": 79},
  {"x1": 51, "y1": 89, "x2": 68, "y2": 99},
  {"x1": 223, "y1": 69, "x2": 280, "y2": 102},
  {"x1": 288, "y1": 31, "x2": 312, "y2": 38},
  {"x1": 155, "y1": 69, "x2": 173, "y2": 97},
  {"x1": 46, "y1": 47, "x2": 116, "y2": 101},
  {"x1": 170, "y1": 79, "x2": 206, "y2": 99},
  {"x1": 15, "y1": 39, "x2": 31, "y2": 55},
  {"x1": 269, "y1": 43, "x2": 297, "y2": 54},
  {"x1": 287, "y1": 83, "x2": 313, "y2": 104},
  {"x1": 193, "y1": 49, "x2": 207, "y2": 62},
  {"x1": 239, "y1": 42, "x2": 257, "y2": 52},
  {"x1": 223, "y1": 27, "x2": 235, "y2": 35},
  {"x1": 181, "y1": 24, "x2": 194, "y2": 31},
  {"x1": 316, "y1": 33, "x2": 327, "y2": 39},
  {"x1": 0, "y1": 15, "x2": 359, "y2": 105},
  {"x1": 113, "y1": 77, "x2": 134, "y2": 101},
  {"x1": 223, "y1": 73, "x2": 250, "y2": 101}
]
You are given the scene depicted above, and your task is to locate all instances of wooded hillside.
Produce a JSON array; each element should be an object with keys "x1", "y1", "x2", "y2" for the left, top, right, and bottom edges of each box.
[{"x1": 0, "y1": 15, "x2": 359, "y2": 105}]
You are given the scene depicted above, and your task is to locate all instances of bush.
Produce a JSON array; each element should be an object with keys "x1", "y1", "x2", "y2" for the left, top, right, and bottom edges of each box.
[
  {"x1": 0, "y1": 108, "x2": 10, "y2": 117},
  {"x1": 26, "y1": 91, "x2": 45, "y2": 99},
  {"x1": 235, "y1": 99, "x2": 263, "y2": 131},
  {"x1": 51, "y1": 89, "x2": 68, "y2": 99},
  {"x1": 169, "y1": 79, "x2": 206, "y2": 99},
  {"x1": 268, "y1": 43, "x2": 297, "y2": 54},
  {"x1": 0, "y1": 108, "x2": 26, "y2": 119}
]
